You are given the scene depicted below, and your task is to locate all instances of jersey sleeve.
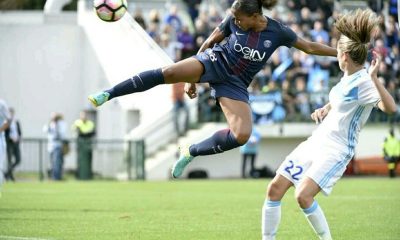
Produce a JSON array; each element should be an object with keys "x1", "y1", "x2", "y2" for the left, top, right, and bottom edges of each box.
[
  {"x1": 218, "y1": 14, "x2": 233, "y2": 37},
  {"x1": 278, "y1": 22, "x2": 297, "y2": 48},
  {"x1": 358, "y1": 79, "x2": 381, "y2": 106}
]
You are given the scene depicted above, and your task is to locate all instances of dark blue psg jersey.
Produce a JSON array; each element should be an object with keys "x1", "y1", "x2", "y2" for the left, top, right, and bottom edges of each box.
[{"x1": 212, "y1": 15, "x2": 297, "y2": 86}]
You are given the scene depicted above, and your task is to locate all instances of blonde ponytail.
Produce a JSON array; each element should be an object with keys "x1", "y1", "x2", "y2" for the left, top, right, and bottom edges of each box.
[{"x1": 335, "y1": 9, "x2": 380, "y2": 65}]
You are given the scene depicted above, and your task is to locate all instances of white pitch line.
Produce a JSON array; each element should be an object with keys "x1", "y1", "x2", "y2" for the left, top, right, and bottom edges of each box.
[{"x1": 0, "y1": 236, "x2": 54, "y2": 240}]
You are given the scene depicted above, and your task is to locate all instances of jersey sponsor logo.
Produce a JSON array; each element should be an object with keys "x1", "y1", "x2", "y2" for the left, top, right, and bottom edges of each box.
[
  {"x1": 233, "y1": 40, "x2": 266, "y2": 62},
  {"x1": 235, "y1": 31, "x2": 245, "y2": 36}
]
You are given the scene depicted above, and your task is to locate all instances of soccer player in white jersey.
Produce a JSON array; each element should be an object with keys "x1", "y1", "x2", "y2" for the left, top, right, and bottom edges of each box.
[
  {"x1": 0, "y1": 99, "x2": 11, "y2": 196},
  {"x1": 261, "y1": 9, "x2": 397, "y2": 240}
]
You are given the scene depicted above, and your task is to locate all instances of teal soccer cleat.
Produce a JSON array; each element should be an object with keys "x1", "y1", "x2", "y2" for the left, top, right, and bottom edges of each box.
[
  {"x1": 171, "y1": 146, "x2": 194, "y2": 178},
  {"x1": 88, "y1": 91, "x2": 110, "y2": 107}
]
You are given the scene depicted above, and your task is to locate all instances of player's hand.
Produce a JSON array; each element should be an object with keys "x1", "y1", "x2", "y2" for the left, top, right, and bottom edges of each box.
[
  {"x1": 311, "y1": 107, "x2": 329, "y2": 124},
  {"x1": 368, "y1": 51, "x2": 381, "y2": 80},
  {"x1": 185, "y1": 83, "x2": 197, "y2": 99}
]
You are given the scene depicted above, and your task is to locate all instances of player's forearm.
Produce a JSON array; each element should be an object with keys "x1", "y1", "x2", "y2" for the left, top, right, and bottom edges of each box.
[
  {"x1": 197, "y1": 28, "x2": 225, "y2": 54},
  {"x1": 197, "y1": 39, "x2": 214, "y2": 54},
  {"x1": 372, "y1": 76, "x2": 397, "y2": 114},
  {"x1": 309, "y1": 42, "x2": 337, "y2": 57}
]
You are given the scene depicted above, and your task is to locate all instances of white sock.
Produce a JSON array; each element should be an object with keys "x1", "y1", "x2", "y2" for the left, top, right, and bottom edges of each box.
[
  {"x1": 262, "y1": 200, "x2": 281, "y2": 240},
  {"x1": 302, "y1": 200, "x2": 332, "y2": 240}
]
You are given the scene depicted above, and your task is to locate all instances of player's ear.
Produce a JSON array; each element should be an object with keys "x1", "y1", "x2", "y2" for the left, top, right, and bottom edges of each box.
[{"x1": 343, "y1": 52, "x2": 350, "y2": 62}]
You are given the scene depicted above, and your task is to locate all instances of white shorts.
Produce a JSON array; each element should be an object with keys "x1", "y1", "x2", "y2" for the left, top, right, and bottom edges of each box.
[{"x1": 277, "y1": 139, "x2": 353, "y2": 196}]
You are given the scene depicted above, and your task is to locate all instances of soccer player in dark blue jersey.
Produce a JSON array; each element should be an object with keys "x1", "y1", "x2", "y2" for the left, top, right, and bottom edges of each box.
[{"x1": 88, "y1": 0, "x2": 337, "y2": 178}]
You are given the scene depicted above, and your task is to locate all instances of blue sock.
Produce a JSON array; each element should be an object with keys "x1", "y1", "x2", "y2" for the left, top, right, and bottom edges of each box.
[
  {"x1": 106, "y1": 68, "x2": 165, "y2": 100},
  {"x1": 189, "y1": 129, "x2": 242, "y2": 157}
]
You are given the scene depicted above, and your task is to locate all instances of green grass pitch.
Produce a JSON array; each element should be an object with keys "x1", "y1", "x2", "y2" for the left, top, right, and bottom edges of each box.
[{"x1": 0, "y1": 178, "x2": 399, "y2": 240}]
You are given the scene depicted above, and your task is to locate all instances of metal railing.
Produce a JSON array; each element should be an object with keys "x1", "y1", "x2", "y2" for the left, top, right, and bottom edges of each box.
[{"x1": 18, "y1": 138, "x2": 145, "y2": 181}]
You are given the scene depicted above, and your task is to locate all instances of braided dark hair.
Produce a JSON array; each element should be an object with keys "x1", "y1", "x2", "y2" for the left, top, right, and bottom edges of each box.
[{"x1": 231, "y1": 0, "x2": 278, "y2": 16}]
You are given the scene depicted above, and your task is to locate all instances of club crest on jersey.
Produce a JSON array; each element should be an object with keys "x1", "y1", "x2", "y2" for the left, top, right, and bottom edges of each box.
[
  {"x1": 264, "y1": 40, "x2": 272, "y2": 48},
  {"x1": 233, "y1": 40, "x2": 266, "y2": 62}
]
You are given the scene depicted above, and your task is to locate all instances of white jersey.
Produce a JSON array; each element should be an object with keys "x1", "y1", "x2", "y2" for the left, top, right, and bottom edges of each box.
[
  {"x1": 277, "y1": 69, "x2": 381, "y2": 195},
  {"x1": 309, "y1": 68, "x2": 380, "y2": 153}
]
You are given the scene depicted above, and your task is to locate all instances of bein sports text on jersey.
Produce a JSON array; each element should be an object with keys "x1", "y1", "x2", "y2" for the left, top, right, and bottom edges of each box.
[{"x1": 233, "y1": 40, "x2": 266, "y2": 62}]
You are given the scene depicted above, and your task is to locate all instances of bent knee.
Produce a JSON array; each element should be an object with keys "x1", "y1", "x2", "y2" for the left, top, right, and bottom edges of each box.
[
  {"x1": 295, "y1": 190, "x2": 314, "y2": 208},
  {"x1": 233, "y1": 131, "x2": 251, "y2": 145},
  {"x1": 267, "y1": 181, "x2": 284, "y2": 201},
  {"x1": 162, "y1": 66, "x2": 176, "y2": 81}
]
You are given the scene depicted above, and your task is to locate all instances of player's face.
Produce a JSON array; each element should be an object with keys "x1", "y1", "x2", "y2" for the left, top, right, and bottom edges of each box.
[
  {"x1": 337, "y1": 42, "x2": 345, "y2": 72},
  {"x1": 231, "y1": 9, "x2": 256, "y2": 31}
]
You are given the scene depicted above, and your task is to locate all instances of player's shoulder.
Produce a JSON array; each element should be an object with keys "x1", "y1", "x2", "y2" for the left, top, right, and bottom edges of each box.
[
  {"x1": 221, "y1": 14, "x2": 234, "y2": 24},
  {"x1": 266, "y1": 16, "x2": 294, "y2": 36},
  {"x1": 267, "y1": 17, "x2": 288, "y2": 29},
  {"x1": 356, "y1": 69, "x2": 374, "y2": 86}
]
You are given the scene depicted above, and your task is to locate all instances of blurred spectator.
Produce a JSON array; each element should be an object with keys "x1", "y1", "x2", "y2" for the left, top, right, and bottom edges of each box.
[
  {"x1": 287, "y1": 0, "x2": 303, "y2": 19},
  {"x1": 318, "y1": 0, "x2": 334, "y2": 24},
  {"x1": 43, "y1": 113, "x2": 66, "y2": 181},
  {"x1": 5, "y1": 107, "x2": 22, "y2": 181},
  {"x1": 72, "y1": 111, "x2": 95, "y2": 180},
  {"x1": 183, "y1": 0, "x2": 202, "y2": 25},
  {"x1": 285, "y1": 51, "x2": 309, "y2": 82},
  {"x1": 240, "y1": 126, "x2": 261, "y2": 178},
  {"x1": 388, "y1": 0, "x2": 398, "y2": 20},
  {"x1": 383, "y1": 128, "x2": 400, "y2": 178},
  {"x1": 197, "y1": 85, "x2": 222, "y2": 122},
  {"x1": 149, "y1": 9, "x2": 161, "y2": 26},
  {"x1": 282, "y1": 80, "x2": 296, "y2": 121},
  {"x1": 309, "y1": 79, "x2": 329, "y2": 110},
  {"x1": 304, "y1": 0, "x2": 319, "y2": 12},
  {"x1": 368, "y1": 0, "x2": 383, "y2": 13},
  {"x1": 172, "y1": 83, "x2": 190, "y2": 137},
  {"x1": 208, "y1": 6, "x2": 223, "y2": 30},
  {"x1": 193, "y1": 17, "x2": 209, "y2": 52},
  {"x1": 374, "y1": 38, "x2": 389, "y2": 59},
  {"x1": 294, "y1": 76, "x2": 311, "y2": 120},
  {"x1": 0, "y1": 99, "x2": 10, "y2": 193},
  {"x1": 177, "y1": 25, "x2": 195, "y2": 59},
  {"x1": 299, "y1": 7, "x2": 313, "y2": 32},
  {"x1": 133, "y1": 8, "x2": 147, "y2": 30},
  {"x1": 254, "y1": 65, "x2": 272, "y2": 89},
  {"x1": 386, "y1": 80, "x2": 400, "y2": 123},
  {"x1": 147, "y1": 22, "x2": 160, "y2": 44},
  {"x1": 251, "y1": 81, "x2": 286, "y2": 124},
  {"x1": 310, "y1": 20, "x2": 329, "y2": 44},
  {"x1": 384, "y1": 15, "x2": 399, "y2": 48},
  {"x1": 164, "y1": 4, "x2": 183, "y2": 34},
  {"x1": 160, "y1": 33, "x2": 183, "y2": 62}
]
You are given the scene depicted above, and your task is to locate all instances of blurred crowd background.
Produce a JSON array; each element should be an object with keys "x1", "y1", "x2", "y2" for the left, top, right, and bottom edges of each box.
[{"x1": 1, "y1": 0, "x2": 399, "y2": 125}]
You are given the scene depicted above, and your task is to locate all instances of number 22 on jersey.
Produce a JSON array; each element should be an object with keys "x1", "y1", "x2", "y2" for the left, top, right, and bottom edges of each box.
[{"x1": 284, "y1": 160, "x2": 303, "y2": 181}]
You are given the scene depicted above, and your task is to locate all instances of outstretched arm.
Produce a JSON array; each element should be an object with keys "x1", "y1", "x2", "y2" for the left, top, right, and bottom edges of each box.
[
  {"x1": 185, "y1": 27, "x2": 226, "y2": 99},
  {"x1": 293, "y1": 36, "x2": 337, "y2": 57},
  {"x1": 369, "y1": 52, "x2": 397, "y2": 114},
  {"x1": 197, "y1": 27, "x2": 226, "y2": 54}
]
